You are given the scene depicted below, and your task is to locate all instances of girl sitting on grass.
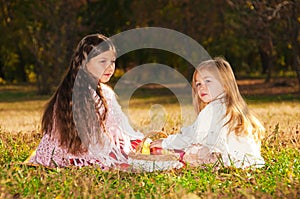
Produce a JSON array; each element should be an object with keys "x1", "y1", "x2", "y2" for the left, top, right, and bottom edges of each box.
[
  {"x1": 151, "y1": 57, "x2": 265, "y2": 169},
  {"x1": 27, "y1": 34, "x2": 144, "y2": 170}
]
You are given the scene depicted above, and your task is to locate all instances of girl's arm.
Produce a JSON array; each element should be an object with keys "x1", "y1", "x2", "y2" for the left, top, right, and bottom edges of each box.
[
  {"x1": 156, "y1": 104, "x2": 214, "y2": 150},
  {"x1": 150, "y1": 126, "x2": 197, "y2": 149},
  {"x1": 161, "y1": 125, "x2": 197, "y2": 150}
]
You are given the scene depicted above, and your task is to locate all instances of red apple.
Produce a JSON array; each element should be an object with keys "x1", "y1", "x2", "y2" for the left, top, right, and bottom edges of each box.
[{"x1": 150, "y1": 147, "x2": 163, "y2": 155}]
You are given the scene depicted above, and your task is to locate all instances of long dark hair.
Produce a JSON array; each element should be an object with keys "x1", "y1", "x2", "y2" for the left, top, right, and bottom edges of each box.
[{"x1": 42, "y1": 34, "x2": 115, "y2": 154}]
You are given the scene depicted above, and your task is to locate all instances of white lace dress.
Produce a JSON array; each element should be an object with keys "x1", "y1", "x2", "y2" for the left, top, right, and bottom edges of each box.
[{"x1": 162, "y1": 98, "x2": 265, "y2": 169}]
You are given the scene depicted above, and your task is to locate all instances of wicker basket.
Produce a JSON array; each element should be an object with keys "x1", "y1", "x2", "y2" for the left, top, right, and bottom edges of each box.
[
  {"x1": 128, "y1": 131, "x2": 181, "y2": 161},
  {"x1": 128, "y1": 153, "x2": 180, "y2": 161}
]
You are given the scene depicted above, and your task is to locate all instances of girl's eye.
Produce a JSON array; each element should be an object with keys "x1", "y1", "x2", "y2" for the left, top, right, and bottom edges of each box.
[
  {"x1": 99, "y1": 60, "x2": 115, "y2": 65},
  {"x1": 205, "y1": 79, "x2": 211, "y2": 83},
  {"x1": 195, "y1": 82, "x2": 201, "y2": 87}
]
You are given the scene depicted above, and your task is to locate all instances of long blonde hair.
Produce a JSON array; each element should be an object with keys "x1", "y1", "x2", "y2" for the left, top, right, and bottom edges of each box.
[{"x1": 192, "y1": 57, "x2": 265, "y2": 141}]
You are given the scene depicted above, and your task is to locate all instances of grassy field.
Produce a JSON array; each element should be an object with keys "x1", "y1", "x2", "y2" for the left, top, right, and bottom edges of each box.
[{"x1": 0, "y1": 80, "x2": 299, "y2": 198}]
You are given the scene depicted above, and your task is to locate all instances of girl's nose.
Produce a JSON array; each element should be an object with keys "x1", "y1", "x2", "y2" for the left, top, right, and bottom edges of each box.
[
  {"x1": 107, "y1": 62, "x2": 115, "y2": 69},
  {"x1": 199, "y1": 83, "x2": 206, "y2": 90}
]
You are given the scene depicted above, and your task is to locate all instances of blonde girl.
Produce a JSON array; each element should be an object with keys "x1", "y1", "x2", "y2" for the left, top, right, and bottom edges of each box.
[{"x1": 151, "y1": 57, "x2": 265, "y2": 168}]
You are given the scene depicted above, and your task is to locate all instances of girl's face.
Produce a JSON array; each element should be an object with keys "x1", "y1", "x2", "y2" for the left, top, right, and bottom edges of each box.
[
  {"x1": 86, "y1": 50, "x2": 116, "y2": 83},
  {"x1": 195, "y1": 69, "x2": 224, "y2": 103}
]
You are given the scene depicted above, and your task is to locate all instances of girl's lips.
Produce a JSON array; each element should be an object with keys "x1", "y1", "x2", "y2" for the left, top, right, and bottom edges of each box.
[{"x1": 201, "y1": 93, "x2": 207, "y2": 97}]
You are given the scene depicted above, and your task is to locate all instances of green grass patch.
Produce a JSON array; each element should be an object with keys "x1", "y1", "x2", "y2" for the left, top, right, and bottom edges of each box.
[{"x1": 1, "y1": 136, "x2": 299, "y2": 198}]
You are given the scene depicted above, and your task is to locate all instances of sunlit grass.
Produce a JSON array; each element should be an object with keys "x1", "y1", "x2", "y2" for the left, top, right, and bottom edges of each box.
[{"x1": 0, "y1": 84, "x2": 299, "y2": 198}]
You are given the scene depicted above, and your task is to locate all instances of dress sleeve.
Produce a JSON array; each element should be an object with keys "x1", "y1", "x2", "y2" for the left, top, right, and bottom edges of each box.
[
  {"x1": 161, "y1": 127, "x2": 195, "y2": 149},
  {"x1": 162, "y1": 104, "x2": 214, "y2": 150}
]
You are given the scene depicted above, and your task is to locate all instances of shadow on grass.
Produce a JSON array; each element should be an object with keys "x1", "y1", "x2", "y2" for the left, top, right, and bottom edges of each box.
[
  {"x1": 0, "y1": 81, "x2": 299, "y2": 104},
  {"x1": 0, "y1": 84, "x2": 52, "y2": 102},
  {"x1": 244, "y1": 93, "x2": 300, "y2": 103}
]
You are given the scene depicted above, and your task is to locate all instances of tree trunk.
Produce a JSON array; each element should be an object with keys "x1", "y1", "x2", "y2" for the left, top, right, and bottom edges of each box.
[
  {"x1": 259, "y1": 48, "x2": 269, "y2": 75},
  {"x1": 16, "y1": 45, "x2": 27, "y2": 82},
  {"x1": 258, "y1": 46, "x2": 273, "y2": 83},
  {"x1": 291, "y1": 44, "x2": 300, "y2": 92},
  {"x1": 35, "y1": 60, "x2": 51, "y2": 95},
  {"x1": 291, "y1": 0, "x2": 300, "y2": 92}
]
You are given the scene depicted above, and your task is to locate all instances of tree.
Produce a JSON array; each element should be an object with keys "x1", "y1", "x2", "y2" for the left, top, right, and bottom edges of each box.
[
  {"x1": 128, "y1": 0, "x2": 235, "y2": 76},
  {"x1": 284, "y1": 0, "x2": 300, "y2": 90},
  {"x1": 227, "y1": 0, "x2": 295, "y2": 82},
  {"x1": 0, "y1": 0, "x2": 86, "y2": 92},
  {"x1": 25, "y1": 0, "x2": 85, "y2": 94},
  {"x1": 0, "y1": 0, "x2": 30, "y2": 83}
]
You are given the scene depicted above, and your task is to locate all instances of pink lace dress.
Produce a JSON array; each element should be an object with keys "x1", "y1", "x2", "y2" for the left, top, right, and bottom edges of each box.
[{"x1": 28, "y1": 84, "x2": 144, "y2": 169}]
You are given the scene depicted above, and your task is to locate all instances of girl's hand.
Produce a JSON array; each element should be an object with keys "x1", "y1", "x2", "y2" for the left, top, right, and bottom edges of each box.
[{"x1": 150, "y1": 139, "x2": 163, "y2": 148}]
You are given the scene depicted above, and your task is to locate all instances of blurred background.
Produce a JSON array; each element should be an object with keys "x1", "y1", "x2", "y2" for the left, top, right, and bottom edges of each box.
[{"x1": 0, "y1": 0, "x2": 299, "y2": 95}]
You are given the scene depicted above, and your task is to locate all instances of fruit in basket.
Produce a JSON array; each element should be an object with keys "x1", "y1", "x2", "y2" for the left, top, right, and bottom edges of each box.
[
  {"x1": 138, "y1": 131, "x2": 168, "y2": 154},
  {"x1": 141, "y1": 138, "x2": 152, "y2": 154},
  {"x1": 150, "y1": 147, "x2": 163, "y2": 155}
]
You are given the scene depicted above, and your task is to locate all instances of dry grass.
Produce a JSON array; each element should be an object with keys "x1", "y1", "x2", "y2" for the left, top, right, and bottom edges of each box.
[
  {"x1": 2, "y1": 78, "x2": 298, "y2": 134},
  {"x1": 0, "y1": 100, "x2": 44, "y2": 133}
]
